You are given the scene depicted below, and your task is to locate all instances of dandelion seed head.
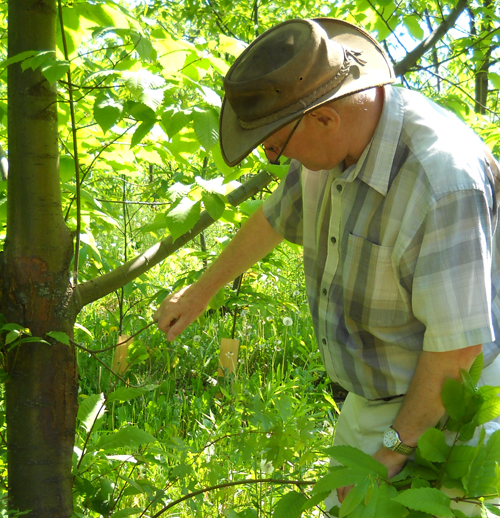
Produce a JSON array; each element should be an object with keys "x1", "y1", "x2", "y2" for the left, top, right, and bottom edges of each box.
[{"x1": 282, "y1": 317, "x2": 293, "y2": 326}]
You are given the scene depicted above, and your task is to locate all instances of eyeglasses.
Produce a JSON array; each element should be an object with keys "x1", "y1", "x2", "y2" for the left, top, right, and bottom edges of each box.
[{"x1": 262, "y1": 117, "x2": 303, "y2": 165}]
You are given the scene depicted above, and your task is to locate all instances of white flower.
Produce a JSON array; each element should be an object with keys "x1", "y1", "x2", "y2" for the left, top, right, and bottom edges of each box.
[
  {"x1": 293, "y1": 290, "x2": 300, "y2": 297},
  {"x1": 282, "y1": 317, "x2": 293, "y2": 326},
  {"x1": 193, "y1": 335, "x2": 201, "y2": 342}
]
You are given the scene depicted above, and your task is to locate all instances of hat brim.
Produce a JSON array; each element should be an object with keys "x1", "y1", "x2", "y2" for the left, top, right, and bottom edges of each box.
[{"x1": 220, "y1": 18, "x2": 395, "y2": 167}]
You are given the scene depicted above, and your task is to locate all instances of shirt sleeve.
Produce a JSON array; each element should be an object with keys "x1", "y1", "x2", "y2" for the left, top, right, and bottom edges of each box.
[
  {"x1": 412, "y1": 189, "x2": 496, "y2": 352},
  {"x1": 262, "y1": 159, "x2": 304, "y2": 246}
]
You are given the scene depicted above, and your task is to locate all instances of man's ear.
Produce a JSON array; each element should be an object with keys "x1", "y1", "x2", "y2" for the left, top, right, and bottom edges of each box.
[{"x1": 307, "y1": 104, "x2": 341, "y2": 131}]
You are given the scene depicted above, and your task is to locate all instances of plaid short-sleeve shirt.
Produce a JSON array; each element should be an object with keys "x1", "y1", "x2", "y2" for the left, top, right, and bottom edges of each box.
[{"x1": 263, "y1": 85, "x2": 500, "y2": 400}]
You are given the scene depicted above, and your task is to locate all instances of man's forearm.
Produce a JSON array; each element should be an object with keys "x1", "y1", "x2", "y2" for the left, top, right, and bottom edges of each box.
[
  {"x1": 155, "y1": 205, "x2": 283, "y2": 339},
  {"x1": 393, "y1": 345, "x2": 482, "y2": 447},
  {"x1": 194, "y1": 205, "x2": 284, "y2": 300}
]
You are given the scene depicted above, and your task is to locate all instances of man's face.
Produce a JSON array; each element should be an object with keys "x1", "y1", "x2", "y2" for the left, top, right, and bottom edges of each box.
[{"x1": 261, "y1": 112, "x2": 346, "y2": 171}]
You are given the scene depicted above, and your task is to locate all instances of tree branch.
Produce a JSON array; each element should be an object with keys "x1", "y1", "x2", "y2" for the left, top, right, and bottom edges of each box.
[
  {"x1": 75, "y1": 170, "x2": 275, "y2": 309},
  {"x1": 394, "y1": 0, "x2": 468, "y2": 77}
]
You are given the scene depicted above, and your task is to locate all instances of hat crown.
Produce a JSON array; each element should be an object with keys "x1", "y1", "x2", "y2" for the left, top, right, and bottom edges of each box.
[{"x1": 224, "y1": 19, "x2": 344, "y2": 127}]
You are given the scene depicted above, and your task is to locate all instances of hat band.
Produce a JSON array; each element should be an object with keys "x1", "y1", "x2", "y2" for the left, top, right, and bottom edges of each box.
[{"x1": 237, "y1": 48, "x2": 367, "y2": 130}]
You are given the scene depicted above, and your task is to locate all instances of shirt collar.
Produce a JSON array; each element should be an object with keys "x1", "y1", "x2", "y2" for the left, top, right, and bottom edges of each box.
[{"x1": 346, "y1": 85, "x2": 405, "y2": 196}]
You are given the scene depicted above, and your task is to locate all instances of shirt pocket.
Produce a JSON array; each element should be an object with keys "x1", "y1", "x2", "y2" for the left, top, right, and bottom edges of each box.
[{"x1": 343, "y1": 233, "x2": 412, "y2": 328}]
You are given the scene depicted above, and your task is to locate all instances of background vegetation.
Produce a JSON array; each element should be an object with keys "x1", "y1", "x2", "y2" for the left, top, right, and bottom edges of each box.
[{"x1": 0, "y1": 0, "x2": 498, "y2": 516}]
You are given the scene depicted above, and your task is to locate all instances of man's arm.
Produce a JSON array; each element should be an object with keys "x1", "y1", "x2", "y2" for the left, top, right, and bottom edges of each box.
[
  {"x1": 338, "y1": 344, "x2": 482, "y2": 502},
  {"x1": 154, "y1": 205, "x2": 283, "y2": 341}
]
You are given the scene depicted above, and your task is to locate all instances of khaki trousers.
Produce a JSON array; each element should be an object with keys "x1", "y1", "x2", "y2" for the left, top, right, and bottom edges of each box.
[{"x1": 324, "y1": 354, "x2": 500, "y2": 517}]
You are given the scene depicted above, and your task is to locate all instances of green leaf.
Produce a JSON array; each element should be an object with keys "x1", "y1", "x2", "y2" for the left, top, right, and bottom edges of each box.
[
  {"x1": 78, "y1": 393, "x2": 106, "y2": 433},
  {"x1": 165, "y1": 199, "x2": 201, "y2": 242},
  {"x1": 469, "y1": 352, "x2": 484, "y2": 386},
  {"x1": 340, "y1": 477, "x2": 370, "y2": 518},
  {"x1": 123, "y1": 70, "x2": 165, "y2": 111},
  {"x1": 418, "y1": 428, "x2": 451, "y2": 463},
  {"x1": 272, "y1": 491, "x2": 307, "y2": 518},
  {"x1": 192, "y1": 108, "x2": 219, "y2": 151},
  {"x1": 95, "y1": 426, "x2": 156, "y2": 451},
  {"x1": 107, "y1": 385, "x2": 158, "y2": 402},
  {"x1": 403, "y1": 15, "x2": 424, "y2": 40},
  {"x1": 41, "y1": 59, "x2": 70, "y2": 86},
  {"x1": 162, "y1": 109, "x2": 191, "y2": 138},
  {"x1": 94, "y1": 93, "x2": 124, "y2": 134},
  {"x1": 485, "y1": 504, "x2": 500, "y2": 517},
  {"x1": 312, "y1": 467, "x2": 368, "y2": 495},
  {"x1": 59, "y1": 155, "x2": 76, "y2": 182},
  {"x1": 5, "y1": 329, "x2": 21, "y2": 345},
  {"x1": 392, "y1": 488, "x2": 453, "y2": 517},
  {"x1": 47, "y1": 331, "x2": 71, "y2": 346},
  {"x1": 327, "y1": 445, "x2": 388, "y2": 479},
  {"x1": 130, "y1": 119, "x2": 156, "y2": 148},
  {"x1": 465, "y1": 429, "x2": 500, "y2": 496},
  {"x1": 442, "y1": 379, "x2": 466, "y2": 421},
  {"x1": 476, "y1": 396, "x2": 500, "y2": 425},
  {"x1": 202, "y1": 192, "x2": 225, "y2": 220},
  {"x1": 0, "y1": 50, "x2": 38, "y2": 69},
  {"x1": 444, "y1": 445, "x2": 476, "y2": 479},
  {"x1": 300, "y1": 491, "x2": 330, "y2": 512}
]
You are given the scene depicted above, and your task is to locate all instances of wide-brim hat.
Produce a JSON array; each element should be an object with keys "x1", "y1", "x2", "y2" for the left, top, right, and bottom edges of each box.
[{"x1": 220, "y1": 18, "x2": 395, "y2": 166}]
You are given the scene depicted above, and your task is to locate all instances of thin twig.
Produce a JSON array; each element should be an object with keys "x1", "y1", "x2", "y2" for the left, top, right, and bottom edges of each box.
[
  {"x1": 57, "y1": 0, "x2": 82, "y2": 282},
  {"x1": 72, "y1": 321, "x2": 156, "y2": 354}
]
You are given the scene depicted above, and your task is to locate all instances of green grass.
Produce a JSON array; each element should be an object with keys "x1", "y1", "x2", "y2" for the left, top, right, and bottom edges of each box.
[{"x1": 70, "y1": 239, "x2": 339, "y2": 517}]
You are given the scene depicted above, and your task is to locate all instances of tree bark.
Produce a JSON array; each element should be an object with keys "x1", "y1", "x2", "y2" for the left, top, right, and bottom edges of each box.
[{"x1": 3, "y1": 1, "x2": 78, "y2": 516}]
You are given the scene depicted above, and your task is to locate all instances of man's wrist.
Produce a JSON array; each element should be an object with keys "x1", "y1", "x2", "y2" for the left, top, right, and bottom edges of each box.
[{"x1": 383, "y1": 426, "x2": 416, "y2": 456}]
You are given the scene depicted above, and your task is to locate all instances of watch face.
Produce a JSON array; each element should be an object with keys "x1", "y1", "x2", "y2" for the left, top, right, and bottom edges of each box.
[{"x1": 383, "y1": 428, "x2": 399, "y2": 449}]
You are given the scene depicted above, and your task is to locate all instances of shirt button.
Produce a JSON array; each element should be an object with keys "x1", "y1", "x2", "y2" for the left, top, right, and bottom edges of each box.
[
  {"x1": 336, "y1": 184, "x2": 342, "y2": 193},
  {"x1": 322, "y1": 288, "x2": 327, "y2": 296},
  {"x1": 330, "y1": 236, "x2": 337, "y2": 245},
  {"x1": 322, "y1": 338, "x2": 327, "y2": 345}
]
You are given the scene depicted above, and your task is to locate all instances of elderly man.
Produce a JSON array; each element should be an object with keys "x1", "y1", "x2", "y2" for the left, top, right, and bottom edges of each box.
[{"x1": 155, "y1": 18, "x2": 500, "y2": 515}]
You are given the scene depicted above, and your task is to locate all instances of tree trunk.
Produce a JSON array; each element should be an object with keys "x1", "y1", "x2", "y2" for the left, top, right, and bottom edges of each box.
[{"x1": 2, "y1": 0, "x2": 78, "y2": 516}]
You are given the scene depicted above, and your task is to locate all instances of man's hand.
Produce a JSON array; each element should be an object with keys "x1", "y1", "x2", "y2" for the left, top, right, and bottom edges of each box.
[
  {"x1": 153, "y1": 284, "x2": 209, "y2": 341},
  {"x1": 337, "y1": 446, "x2": 407, "y2": 503}
]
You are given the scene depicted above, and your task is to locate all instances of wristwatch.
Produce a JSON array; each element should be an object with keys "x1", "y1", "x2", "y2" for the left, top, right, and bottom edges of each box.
[{"x1": 383, "y1": 426, "x2": 416, "y2": 456}]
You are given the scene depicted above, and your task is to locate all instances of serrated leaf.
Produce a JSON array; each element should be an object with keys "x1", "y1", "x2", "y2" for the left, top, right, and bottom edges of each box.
[
  {"x1": 469, "y1": 352, "x2": 484, "y2": 385},
  {"x1": 94, "y1": 93, "x2": 124, "y2": 134},
  {"x1": 107, "y1": 385, "x2": 158, "y2": 402},
  {"x1": 418, "y1": 428, "x2": 451, "y2": 463},
  {"x1": 46, "y1": 331, "x2": 71, "y2": 346},
  {"x1": 392, "y1": 488, "x2": 453, "y2": 517},
  {"x1": 465, "y1": 429, "x2": 500, "y2": 496},
  {"x1": 165, "y1": 198, "x2": 201, "y2": 242},
  {"x1": 202, "y1": 192, "x2": 225, "y2": 220},
  {"x1": 476, "y1": 396, "x2": 500, "y2": 425},
  {"x1": 272, "y1": 491, "x2": 307, "y2": 518},
  {"x1": 95, "y1": 426, "x2": 156, "y2": 451},
  {"x1": 78, "y1": 393, "x2": 106, "y2": 433},
  {"x1": 327, "y1": 445, "x2": 388, "y2": 479},
  {"x1": 375, "y1": 483, "x2": 407, "y2": 518},
  {"x1": 192, "y1": 108, "x2": 219, "y2": 151}
]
